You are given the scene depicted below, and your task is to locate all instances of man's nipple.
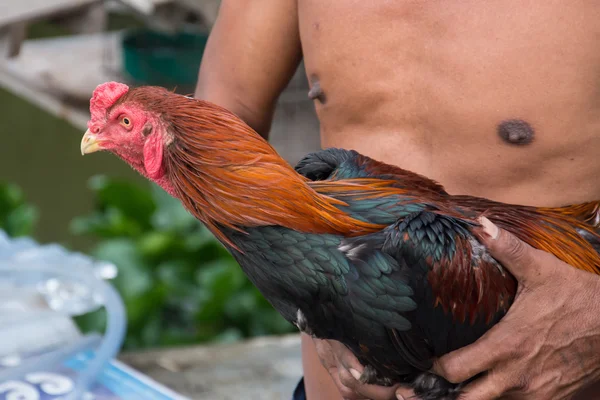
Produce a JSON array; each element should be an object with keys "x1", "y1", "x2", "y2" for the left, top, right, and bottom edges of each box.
[
  {"x1": 308, "y1": 75, "x2": 327, "y2": 104},
  {"x1": 497, "y1": 119, "x2": 535, "y2": 145}
]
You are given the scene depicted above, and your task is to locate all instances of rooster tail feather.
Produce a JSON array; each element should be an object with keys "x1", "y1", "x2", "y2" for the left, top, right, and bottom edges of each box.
[
  {"x1": 540, "y1": 201, "x2": 600, "y2": 229},
  {"x1": 575, "y1": 228, "x2": 600, "y2": 255},
  {"x1": 537, "y1": 201, "x2": 600, "y2": 254}
]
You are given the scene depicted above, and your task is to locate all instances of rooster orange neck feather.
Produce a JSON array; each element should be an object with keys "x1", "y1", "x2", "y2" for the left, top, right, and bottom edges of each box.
[{"x1": 121, "y1": 89, "x2": 383, "y2": 245}]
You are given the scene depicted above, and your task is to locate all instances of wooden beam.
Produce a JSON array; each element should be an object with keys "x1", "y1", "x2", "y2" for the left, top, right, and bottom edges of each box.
[
  {"x1": 56, "y1": 2, "x2": 107, "y2": 34},
  {"x1": 174, "y1": 0, "x2": 220, "y2": 27},
  {"x1": 6, "y1": 22, "x2": 27, "y2": 58},
  {"x1": 0, "y1": 0, "x2": 99, "y2": 29},
  {"x1": 119, "y1": 334, "x2": 302, "y2": 400}
]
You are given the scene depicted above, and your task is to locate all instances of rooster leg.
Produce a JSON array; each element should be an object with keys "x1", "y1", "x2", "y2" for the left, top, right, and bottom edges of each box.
[
  {"x1": 412, "y1": 372, "x2": 465, "y2": 400},
  {"x1": 358, "y1": 366, "x2": 465, "y2": 400},
  {"x1": 358, "y1": 364, "x2": 394, "y2": 386}
]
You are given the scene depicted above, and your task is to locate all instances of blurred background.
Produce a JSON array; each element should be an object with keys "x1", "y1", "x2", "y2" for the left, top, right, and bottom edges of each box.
[{"x1": 0, "y1": 0, "x2": 320, "y2": 397}]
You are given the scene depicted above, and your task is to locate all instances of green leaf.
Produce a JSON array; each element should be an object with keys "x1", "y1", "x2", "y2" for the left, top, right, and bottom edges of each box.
[
  {"x1": 126, "y1": 285, "x2": 167, "y2": 330},
  {"x1": 0, "y1": 183, "x2": 23, "y2": 211},
  {"x1": 139, "y1": 311, "x2": 163, "y2": 347},
  {"x1": 250, "y1": 307, "x2": 295, "y2": 336},
  {"x1": 137, "y1": 231, "x2": 179, "y2": 259},
  {"x1": 88, "y1": 175, "x2": 155, "y2": 230},
  {"x1": 195, "y1": 259, "x2": 246, "y2": 322},
  {"x1": 156, "y1": 260, "x2": 199, "y2": 295},
  {"x1": 182, "y1": 227, "x2": 218, "y2": 252},
  {"x1": 223, "y1": 289, "x2": 259, "y2": 321},
  {"x1": 92, "y1": 238, "x2": 153, "y2": 300},
  {"x1": 210, "y1": 328, "x2": 243, "y2": 344},
  {"x1": 0, "y1": 183, "x2": 38, "y2": 237},
  {"x1": 70, "y1": 208, "x2": 142, "y2": 238},
  {"x1": 74, "y1": 308, "x2": 107, "y2": 334},
  {"x1": 5, "y1": 204, "x2": 38, "y2": 237},
  {"x1": 150, "y1": 183, "x2": 197, "y2": 232}
]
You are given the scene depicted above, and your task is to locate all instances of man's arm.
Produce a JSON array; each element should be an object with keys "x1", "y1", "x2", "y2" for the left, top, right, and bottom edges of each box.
[
  {"x1": 302, "y1": 335, "x2": 348, "y2": 400},
  {"x1": 195, "y1": 0, "x2": 302, "y2": 138}
]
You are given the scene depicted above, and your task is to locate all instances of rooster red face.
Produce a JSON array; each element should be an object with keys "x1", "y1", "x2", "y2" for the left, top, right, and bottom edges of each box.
[{"x1": 80, "y1": 81, "x2": 168, "y2": 180}]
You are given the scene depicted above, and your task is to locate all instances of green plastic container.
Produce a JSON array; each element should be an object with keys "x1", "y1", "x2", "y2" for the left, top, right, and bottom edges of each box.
[{"x1": 121, "y1": 29, "x2": 209, "y2": 90}]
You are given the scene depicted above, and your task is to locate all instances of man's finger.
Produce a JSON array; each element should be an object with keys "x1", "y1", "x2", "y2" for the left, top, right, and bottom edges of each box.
[
  {"x1": 333, "y1": 368, "x2": 369, "y2": 400},
  {"x1": 433, "y1": 324, "x2": 513, "y2": 383},
  {"x1": 457, "y1": 373, "x2": 508, "y2": 400},
  {"x1": 475, "y1": 217, "x2": 540, "y2": 282},
  {"x1": 395, "y1": 386, "x2": 416, "y2": 400},
  {"x1": 356, "y1": 382, "x2": 403, "y2": 400},
  {"x1": 338, "y1": 367, "x2": 401, "y2": 399}
]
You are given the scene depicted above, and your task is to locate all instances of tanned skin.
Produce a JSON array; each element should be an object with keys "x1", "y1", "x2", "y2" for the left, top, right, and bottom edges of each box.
[{"x1": 196, "y1": 1, "x2": 600, "y2": 399}]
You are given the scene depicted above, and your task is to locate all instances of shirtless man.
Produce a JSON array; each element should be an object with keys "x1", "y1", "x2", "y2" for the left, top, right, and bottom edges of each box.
[{"x1": 195, "y1": 1, "x2": 600, "y2": 399}]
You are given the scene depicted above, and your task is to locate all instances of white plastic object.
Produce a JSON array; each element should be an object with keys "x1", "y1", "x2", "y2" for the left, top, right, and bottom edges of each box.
[{"x1": 0, "y1": 231, "x2": 126, "y2": 399}]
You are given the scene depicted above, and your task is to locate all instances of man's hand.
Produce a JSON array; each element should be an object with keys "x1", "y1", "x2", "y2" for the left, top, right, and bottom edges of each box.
[
  {"x1": 434, "y1": 217, "x2": 600, "y2": 399},
  {"x1": 312, "y1": 338, "x2": 415, "y2": 400}
]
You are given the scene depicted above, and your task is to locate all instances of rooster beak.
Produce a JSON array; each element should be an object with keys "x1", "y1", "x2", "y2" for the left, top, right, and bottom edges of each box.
[{"x1": 81, "y1": 129, "x2": 102, "y2": 155}]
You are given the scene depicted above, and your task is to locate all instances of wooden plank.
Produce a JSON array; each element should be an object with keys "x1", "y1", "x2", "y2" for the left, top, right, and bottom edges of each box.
[
  {"x1": 6, "y1": 22, "x2": 27, "y2": 58},
  {"x1": 174, "y1": 0, "x2": 221, "y2": 27},
  {"x1": 0, "y1": 32, "x2": 122, "y2": 130},
  {"x1": 119, "y1": 334, "x2": 303, "y2": 400},
  {"x1": 58, "y1": 1, "x2": 107, "y2": 35},
  {"x1": 0, "y1": 0, "x2": 99, "y2": 28},
  {"x1": 0, "y1": 65, "x2": 90, "y2": 129}
]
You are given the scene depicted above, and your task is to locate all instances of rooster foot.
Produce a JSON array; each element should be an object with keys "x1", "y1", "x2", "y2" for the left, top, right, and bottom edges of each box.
[
  {"x1": 358, "y1": 365, "x2": 394, "y2": 386},
  {"x1": 357, "y1": 366, "x2": 464, "y2": 400},
  {"x1": 411, "y1": 372, "x2": 463, "y2": 400}
]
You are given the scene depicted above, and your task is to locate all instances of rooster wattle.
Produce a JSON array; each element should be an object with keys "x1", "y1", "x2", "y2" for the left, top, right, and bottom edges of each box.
[{"x1": 80, "y1": 82, "x2": 600, "y2": 400}]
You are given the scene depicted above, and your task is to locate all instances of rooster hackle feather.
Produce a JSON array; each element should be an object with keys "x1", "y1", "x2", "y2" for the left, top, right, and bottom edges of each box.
[{"x1": 80, "y1": 82, "x2": 600, "y2": 400}]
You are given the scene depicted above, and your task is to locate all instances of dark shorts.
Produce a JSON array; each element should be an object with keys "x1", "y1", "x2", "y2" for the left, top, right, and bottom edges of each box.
[{"x1": 292, "y1": 377, "x2": 307, "y2": 400}]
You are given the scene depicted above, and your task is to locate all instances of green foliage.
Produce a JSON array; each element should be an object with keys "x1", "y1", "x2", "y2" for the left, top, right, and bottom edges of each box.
[
  {"x1": 0, "y1": 182, "x2": 38, "y2": 238},
  {"x1": 71, "y1": 176, "x2": 294, "y2": 349}
]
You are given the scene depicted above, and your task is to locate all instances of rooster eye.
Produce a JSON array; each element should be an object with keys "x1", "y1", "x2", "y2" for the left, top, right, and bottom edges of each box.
[{"x1": 121, "y1": 117, "x2": 131, "y2": 127}]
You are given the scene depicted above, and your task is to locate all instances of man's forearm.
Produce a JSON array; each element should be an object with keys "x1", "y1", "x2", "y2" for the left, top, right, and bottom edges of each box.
[
  {"x1": 192, "y1": 0, "x2": 303, "y2": 140},
  {"x1": 194, "y1": 80, "x2": 276, "y2": 139}
]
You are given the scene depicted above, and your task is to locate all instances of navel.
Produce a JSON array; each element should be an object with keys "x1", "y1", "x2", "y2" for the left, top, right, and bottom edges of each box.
[
  {"x1": 497, "y1": 119, "x2": 535, "y2": 145},
  {"x1": 308, "y1": 75, "x2": 326, "y2": 104}
]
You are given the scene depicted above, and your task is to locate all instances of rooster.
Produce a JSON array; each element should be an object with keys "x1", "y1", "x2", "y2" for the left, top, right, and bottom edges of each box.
[{"x1": 80, "y1": 82, "x2": 600, "y2": 400}]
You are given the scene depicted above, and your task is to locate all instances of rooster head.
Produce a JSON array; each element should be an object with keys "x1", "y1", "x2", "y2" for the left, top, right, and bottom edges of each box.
[{"x1": 80, "y1": 81, "x2": 172, "y2": 183}]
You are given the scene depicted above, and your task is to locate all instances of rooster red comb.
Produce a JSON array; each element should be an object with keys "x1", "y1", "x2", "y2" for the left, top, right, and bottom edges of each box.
[{"x1": 89, "y1": 82, "x2": 129, "y2": 126}]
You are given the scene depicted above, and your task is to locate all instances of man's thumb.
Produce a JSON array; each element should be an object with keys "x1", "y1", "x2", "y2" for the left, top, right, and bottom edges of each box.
[{"x1": 475, "y1": 216, "x2": 538, "y2": 281}]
